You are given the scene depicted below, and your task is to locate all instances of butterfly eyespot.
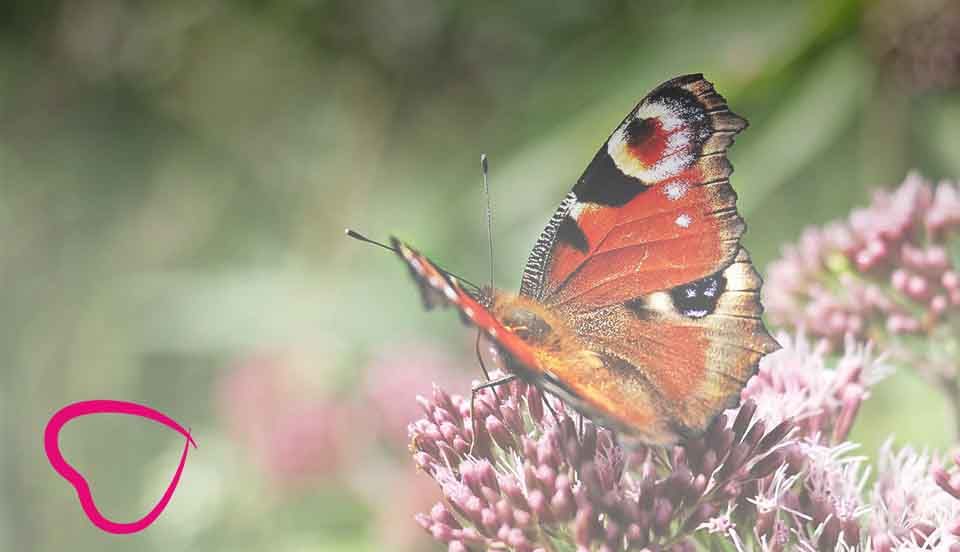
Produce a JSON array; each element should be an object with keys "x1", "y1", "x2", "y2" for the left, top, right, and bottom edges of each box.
[
  {"x1": 625, "y1": 117, "x2": 662, "y2": 156},
  {"x1": 675, "y1": 214, "x2": 692, "y2": 228},
  {"x1": 606, "y1": 92, "x2": 711, "y2": 184},
  {"x1": 670, "y1": 274, "x2": 726, "y2": 319}
]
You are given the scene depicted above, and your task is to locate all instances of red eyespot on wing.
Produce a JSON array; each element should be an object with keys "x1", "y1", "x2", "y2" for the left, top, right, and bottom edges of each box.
[{"x1": 625, "y1": 117, "x2": 669, "y2": 167}]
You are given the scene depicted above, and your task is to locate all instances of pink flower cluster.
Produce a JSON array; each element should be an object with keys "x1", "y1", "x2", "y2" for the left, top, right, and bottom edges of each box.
[
  {"x1": 408, "y1": 333, "x2": 960, "y2": 551},
  {"x1": 740, "y1": 333, "x2": 890, "y2": 444},
  {"x1": 410, "y1": 377, "x2": 790, "y2": 551},
  {"x1": 765, "y1": 172, "x2": 960, "y2": 345}
]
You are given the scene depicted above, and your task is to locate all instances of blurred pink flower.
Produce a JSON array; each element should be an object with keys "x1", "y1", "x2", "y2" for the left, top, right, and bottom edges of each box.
[
  {"x1": 259, "y1": 400, "x2": 351, "y2": 485},
  {"x1": 346, "y1": 342, "x2": 471, "y2": 552},
  {"x1": 361, "y1": 342, "x2": 471, "y2": 450},
  {"x1": 374, "y1": 469, "x2": 445, "y2": 552},
  {"x1": 216, "y1": 353, "x2": 353, "y2": 489}
]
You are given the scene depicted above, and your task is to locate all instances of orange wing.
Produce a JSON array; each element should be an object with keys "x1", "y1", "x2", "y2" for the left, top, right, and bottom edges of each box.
[
  {"x1": 391, "y1": 238, "x2": 541, "y2": 372},
  {"x1": 543, "y1": 250, "x2": 778, "y2": 441},
  {"x1": 392, "y1": 242, "x2": 777, "y2": 444},
  {"x1": 521, "y1": 74, "x2": 746, "y2": 311}
]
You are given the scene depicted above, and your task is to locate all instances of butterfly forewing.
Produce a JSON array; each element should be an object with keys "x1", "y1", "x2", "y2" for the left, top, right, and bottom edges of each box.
[
  {"x1": 521, "y1": 74, "x2": 746, "y2": 307},
  {"x1": 391, "y1": 238, "x2": 542, "y2": 371}
]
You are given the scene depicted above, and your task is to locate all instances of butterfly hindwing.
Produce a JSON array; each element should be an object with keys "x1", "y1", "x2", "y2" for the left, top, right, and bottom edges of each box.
[{"x1": 545, "y1": 249, "x2": 778, "y2": 440}]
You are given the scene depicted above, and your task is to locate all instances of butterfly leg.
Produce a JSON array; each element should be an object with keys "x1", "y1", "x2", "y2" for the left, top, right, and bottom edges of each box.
[
  {"x1": 468, "y1": 373, "x2": 517, "y2": 455},
  {"x1": 541, "y1": 392, "x2": 564, "y2": 429},
  {"x1": 474, "y1": 330, "x2": 501, "y2": 402}
]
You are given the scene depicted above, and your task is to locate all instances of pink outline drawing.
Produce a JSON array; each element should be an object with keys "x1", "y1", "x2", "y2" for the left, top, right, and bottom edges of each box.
[{"x1": 44, "y1": 400, "x2": 197, "y2": 534}]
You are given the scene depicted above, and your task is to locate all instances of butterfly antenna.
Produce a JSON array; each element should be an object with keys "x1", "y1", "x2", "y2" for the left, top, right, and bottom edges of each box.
[
  {"x1": 344, "y1": 228, "x2": 483, "y2": 293},
  {"x1": 344, "y1": 228, "x2": 396, "y2": 253},
  {"x1": 481, "y1": 154, "x2": 494, "y2": 294}
]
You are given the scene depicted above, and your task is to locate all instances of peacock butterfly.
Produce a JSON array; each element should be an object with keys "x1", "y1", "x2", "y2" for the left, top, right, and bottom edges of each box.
[{"x1": 383, "y1": 74, "x2": 778, "y2": 445}]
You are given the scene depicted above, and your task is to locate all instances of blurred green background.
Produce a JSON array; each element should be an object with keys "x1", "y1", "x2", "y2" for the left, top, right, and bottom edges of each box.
[{"x1": 2, "y1": 0, "x2": 959, "y2": 550}]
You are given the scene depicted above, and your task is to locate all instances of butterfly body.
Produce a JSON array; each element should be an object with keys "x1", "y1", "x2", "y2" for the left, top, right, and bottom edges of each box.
[{"x1": 392, "y1": 74, "x2": 779, "y2": 445}]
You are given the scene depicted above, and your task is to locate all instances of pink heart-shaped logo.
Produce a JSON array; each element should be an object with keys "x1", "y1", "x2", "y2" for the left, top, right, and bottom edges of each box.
[{"x1": 44, "y1": 400, "x2": 197, "y2": 534}]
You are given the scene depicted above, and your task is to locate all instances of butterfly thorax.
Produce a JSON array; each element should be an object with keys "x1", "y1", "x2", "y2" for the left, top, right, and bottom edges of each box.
[
  {"x1": 497, "y1": 303, "x2": 551, "y2": 344},
  {"x1": 492, "y1": 295, "x2": 566, "y2": 349},
  {"x1": 490, "y1": 294, "x2": 604, "y2": 376}
]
